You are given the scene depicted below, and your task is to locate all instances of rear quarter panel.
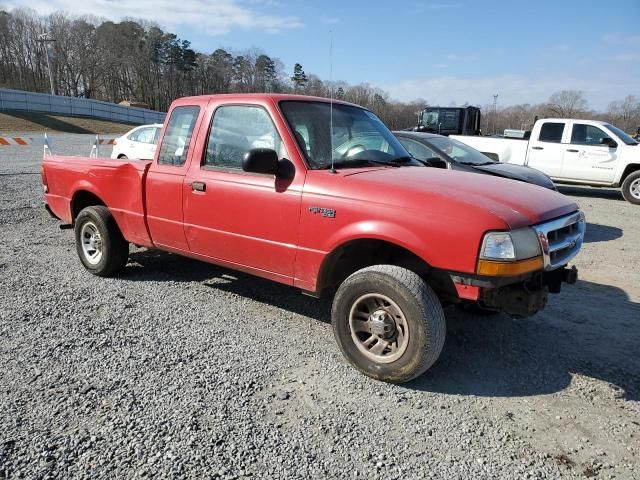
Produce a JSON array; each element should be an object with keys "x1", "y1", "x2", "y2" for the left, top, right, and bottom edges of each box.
[{"x1": 43, "y1": 156, "x2": 153, "y2": 246}]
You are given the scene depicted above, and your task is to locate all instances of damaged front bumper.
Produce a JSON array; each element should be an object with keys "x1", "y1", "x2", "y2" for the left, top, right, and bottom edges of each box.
[{"x1": 451, "y1": 265, "x2": 578, "y2": 318}]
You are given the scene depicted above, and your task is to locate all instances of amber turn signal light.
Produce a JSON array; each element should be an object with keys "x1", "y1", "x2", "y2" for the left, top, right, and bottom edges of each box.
[{"x1": 476, "y1": 256, "x2": 543, "y2": 276}]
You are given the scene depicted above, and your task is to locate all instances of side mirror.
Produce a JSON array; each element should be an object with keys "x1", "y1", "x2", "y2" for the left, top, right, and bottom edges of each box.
[
  {"x1": 243, "y1": 148, "x2": 279, "y2": 175},
  {"x1": 599, "y1": 137, "x2": 617, "y2": 148},
  {"x1": 425, "y1": 156, "x2": 448, "y2": 169}
]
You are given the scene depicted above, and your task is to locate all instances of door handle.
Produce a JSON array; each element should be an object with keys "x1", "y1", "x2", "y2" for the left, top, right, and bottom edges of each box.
[
  {"x1": 566, "y1": 149, "x2": 579, "y2": 153},
  {"x1": 532, "y1": 146, "x2": 544, "y2": 150},
  {"x1": 191, "y1": 181, "x2": 206, "y2": 192}
]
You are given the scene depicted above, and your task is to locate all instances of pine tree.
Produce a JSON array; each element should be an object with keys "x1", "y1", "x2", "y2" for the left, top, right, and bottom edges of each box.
[{"x1": 290, "y1": 63, "x2": 308, "y2": 91}]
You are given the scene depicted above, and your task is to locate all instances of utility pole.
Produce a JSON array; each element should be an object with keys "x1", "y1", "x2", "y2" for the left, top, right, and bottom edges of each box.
[
  {"x1": 38, "y1": 33, "x2": 56, "y2": 95},
  {"x1": 492, "y1": 94, "x2": 498, "y2": 135}
]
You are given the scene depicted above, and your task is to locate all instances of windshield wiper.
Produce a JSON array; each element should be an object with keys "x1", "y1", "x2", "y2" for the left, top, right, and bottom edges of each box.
[
  {"x1": 458, "y1": 161, "x2": 495, "y2": 166},
  {"x1": 389, "y1": 156, "x2": 415, "y2": 164},
  {"x1": 323, "y1": 158, "x2": 402, "y2": 169}
]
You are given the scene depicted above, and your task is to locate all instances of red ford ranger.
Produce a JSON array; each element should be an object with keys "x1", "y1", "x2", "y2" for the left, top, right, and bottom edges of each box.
[{"x1": 42, "y1": 94, "x2": 585, "y2": 383}]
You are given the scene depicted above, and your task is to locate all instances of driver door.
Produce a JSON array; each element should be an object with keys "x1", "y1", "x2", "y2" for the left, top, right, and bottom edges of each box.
[
  {"x1": 182, "y1": 102, "x2": 304, "y2": 282},
  {"x1": 562, "y1": 122, "x2": 618, "y2": 183}
]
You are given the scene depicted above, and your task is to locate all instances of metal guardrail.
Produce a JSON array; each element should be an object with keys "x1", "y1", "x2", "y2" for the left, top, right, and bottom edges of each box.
[{"x1": 0, "y1": 88, "x2": 166, "y2": 125}]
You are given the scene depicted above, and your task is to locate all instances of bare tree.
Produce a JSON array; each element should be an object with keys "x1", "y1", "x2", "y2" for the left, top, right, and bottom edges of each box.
[
  {"x1": 547, "y1": 90, "x2": 588, "y2": 118},
  {"x1": 607, "y1": 95, "x2": 640, "y2": 132}
]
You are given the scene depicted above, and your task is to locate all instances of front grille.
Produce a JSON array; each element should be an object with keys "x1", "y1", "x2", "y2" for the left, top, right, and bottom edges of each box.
[{"x1": 532, "y1": 211, "x2": 585, "y2": 271}]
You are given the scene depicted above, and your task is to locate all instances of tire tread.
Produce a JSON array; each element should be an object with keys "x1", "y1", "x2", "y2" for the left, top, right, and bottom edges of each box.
[
  {"x1": 621, "y1": 170, "x2": 640, "y2": 205},
  {"x1": 333, "y1": 264, "x2": 446, "y2": 383},
  {"x1": 75, "y1": 205, "x2": 129, "y2": 277}
]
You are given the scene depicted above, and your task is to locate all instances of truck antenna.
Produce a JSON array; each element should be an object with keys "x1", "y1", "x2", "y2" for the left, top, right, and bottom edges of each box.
[{"x1": 329, "y1": 30, "x2": 337, "y2": 174}]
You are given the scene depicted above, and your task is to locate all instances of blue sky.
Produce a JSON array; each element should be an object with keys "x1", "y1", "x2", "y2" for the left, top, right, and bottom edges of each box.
[{"x1": 8, "y1": 0, "x2": 640, "y2": 109}]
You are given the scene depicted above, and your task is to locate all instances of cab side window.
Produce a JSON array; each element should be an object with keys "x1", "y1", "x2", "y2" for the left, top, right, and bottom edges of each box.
[
  {"x1": 204, "y1": 105, "x2": 285, "y2": 170},
  {"x1": 157, "y1": 106, "x2": 200, "y2": 166},
  {"x1": 570, "y1": 124, "x2": 608, "y2": 146},
  {"x1": 538, "y1": 122, "x2": 565, "y2": 143}
]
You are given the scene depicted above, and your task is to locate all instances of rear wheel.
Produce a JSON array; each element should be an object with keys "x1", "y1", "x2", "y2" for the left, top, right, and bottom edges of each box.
[
  {"x1": 74, "y1": 206, "x2": 129, "y2": 276},
  {"x1": 621, "y1": 171, "x2": 640, "y2": 205},
  {"x1": 332, "y1": 265, "x2": 446, "y2": 383},
  {"x1": 118, "y1": 154, "x2": 128, "y2": 160}
]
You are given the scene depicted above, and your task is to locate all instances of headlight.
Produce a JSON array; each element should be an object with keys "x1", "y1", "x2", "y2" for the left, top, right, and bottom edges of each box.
[
  {"x1": 480, "y1": 232, "x2": 515, "y2": 260},
  {"x1": 480, "y1": 228, "x2": 541, "y2": 261},
  {"x1": 477, "y1": 228, "x2": 543, "y2": 276}
]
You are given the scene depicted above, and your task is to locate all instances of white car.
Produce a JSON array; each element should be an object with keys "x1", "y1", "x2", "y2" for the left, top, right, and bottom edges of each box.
[{"x1": 110, "y1": 124, "x2": 163, "y2": 160}]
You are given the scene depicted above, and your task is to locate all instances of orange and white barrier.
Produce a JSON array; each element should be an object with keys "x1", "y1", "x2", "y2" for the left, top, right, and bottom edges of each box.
[
  {"x1": 0, "y1": 136, "x2": 39, "y2": 146},
  {"x1": 1, "y1": 135, "x2": 116, "y2": 147},
  {"x1": 1, "y1": 133, "x2": 117, "y2": 157},
  {"x1": 90, "y1": 135, "x2": 118, "y2": 158}
]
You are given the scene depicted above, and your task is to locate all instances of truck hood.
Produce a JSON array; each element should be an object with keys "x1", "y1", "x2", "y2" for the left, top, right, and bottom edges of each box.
[{"x1": 341, "y1": 166, "x2": 577, "y2": 229}]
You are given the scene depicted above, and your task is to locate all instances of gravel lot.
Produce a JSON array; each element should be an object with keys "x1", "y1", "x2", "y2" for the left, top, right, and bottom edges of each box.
[{"x1": 1, "y1": 134, "x2": 639, "y2": 479}]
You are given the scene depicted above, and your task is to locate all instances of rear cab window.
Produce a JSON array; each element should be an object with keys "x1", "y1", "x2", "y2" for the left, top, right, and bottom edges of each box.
[
  {"x1": 538, "y1": 122, "x2": 565, "y2": 143},
  {"x1": 157, "y1": 106, "x2": 200, "y2": 166}
]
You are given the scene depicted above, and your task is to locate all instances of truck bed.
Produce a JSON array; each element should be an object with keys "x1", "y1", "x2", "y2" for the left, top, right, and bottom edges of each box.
[
  {"x1": 43, "y1": 156, "x2": 154, "y2": 247},
  {"x1": 451, "y1": 135, "x2": 528, "y2": 165}
]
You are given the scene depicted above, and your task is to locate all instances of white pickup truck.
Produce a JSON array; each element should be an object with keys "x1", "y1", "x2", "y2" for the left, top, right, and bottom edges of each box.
[{"x1": 452, "y1": 119, "x2": 640, "y2": 204}]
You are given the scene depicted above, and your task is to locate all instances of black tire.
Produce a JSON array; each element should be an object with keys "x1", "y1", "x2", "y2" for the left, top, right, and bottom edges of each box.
[
  {"x1": 74, "y1": 206, "x2": 129, "y2": 277},
  {"x1": 621, "y1": 170, "x2": 640, "y2": 205},
  {"x1": 118, "y1": 154, "x2": 128, "y2": 159},
  {"x1": 331, "y1": 265, "x2": 446, "y2": 383}
]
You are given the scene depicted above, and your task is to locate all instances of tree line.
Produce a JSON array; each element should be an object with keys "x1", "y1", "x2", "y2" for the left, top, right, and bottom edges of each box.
[
  {"x1": 1, "y1": 8, "x2": 639, "y2": 133},
  {"x1": 481, "y1": 90, "x2": 640, "y2": 136}
]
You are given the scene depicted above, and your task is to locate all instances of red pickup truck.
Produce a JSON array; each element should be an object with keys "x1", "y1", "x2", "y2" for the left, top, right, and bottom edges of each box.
[{"x1": 42, "y1": 94, "x2": 585, "y2": 383}]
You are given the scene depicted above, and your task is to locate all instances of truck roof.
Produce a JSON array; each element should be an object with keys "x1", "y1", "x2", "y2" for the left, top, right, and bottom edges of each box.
[
  {"x1": 172, "y1": 93, "x2": 360, "y2": 109},
  {"x1": 537, "y1": 118, "x2": 608, "y2": 125}
]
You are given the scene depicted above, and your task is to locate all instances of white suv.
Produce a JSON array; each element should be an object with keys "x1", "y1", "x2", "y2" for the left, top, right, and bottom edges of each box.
[{"x1": 111, "y1": 124, "x2": 163, "y2": 160}]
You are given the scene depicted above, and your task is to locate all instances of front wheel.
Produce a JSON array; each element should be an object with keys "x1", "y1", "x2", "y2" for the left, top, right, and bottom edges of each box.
[
  {"x1": 74, "y1": 206, "x2": 129, "y2": 276},
  {"x1": 621, "y1": 171, "x2": 640, "y2": 205},
  {"x1": 332, "y1": 265, "x2": 446, "y2": 383}
]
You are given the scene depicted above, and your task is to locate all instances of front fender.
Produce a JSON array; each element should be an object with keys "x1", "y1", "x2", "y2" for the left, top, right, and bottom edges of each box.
[{"x1": 322, "y1": 219, "x2": 434, "y2": 266}]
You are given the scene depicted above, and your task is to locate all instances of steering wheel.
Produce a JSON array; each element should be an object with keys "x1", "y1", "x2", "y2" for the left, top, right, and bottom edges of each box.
[{"x1": 342, "y1": 144, "x2": 366, "y2": 159}]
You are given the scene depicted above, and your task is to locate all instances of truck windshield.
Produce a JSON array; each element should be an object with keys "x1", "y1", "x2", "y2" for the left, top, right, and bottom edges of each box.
[
  {"x1": 604, "y1": 124, "x2": 639, "y2": 146},
  {"x1": 280, "y1": 101, "x2": 415, "y2": 169},
  {"x1": 428, "y1": 137, "x2": 496, "y2": 165},
  {"x1": 421, "y1": 109, "x2": 460, "y2": 130},
  {"x1": 422, "y1": 110, "x2": 439, "y2": 127}
]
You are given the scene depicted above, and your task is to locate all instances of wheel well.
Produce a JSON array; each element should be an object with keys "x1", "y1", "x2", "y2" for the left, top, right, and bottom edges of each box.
[
  {"x1": 317, "y1": 239, "x2": 456, "y2": 300},
  {"x1": 71, "y1": 190, "x2": 106, "y2": 221},
  {"x1": 621, "y1": 164, "x2": 640, "y2": 184}
]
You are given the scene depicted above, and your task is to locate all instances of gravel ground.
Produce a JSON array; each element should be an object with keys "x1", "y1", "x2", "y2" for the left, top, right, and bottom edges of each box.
[{"x1": 1, "y1": 135, "x2": 639, "y2": 479}]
